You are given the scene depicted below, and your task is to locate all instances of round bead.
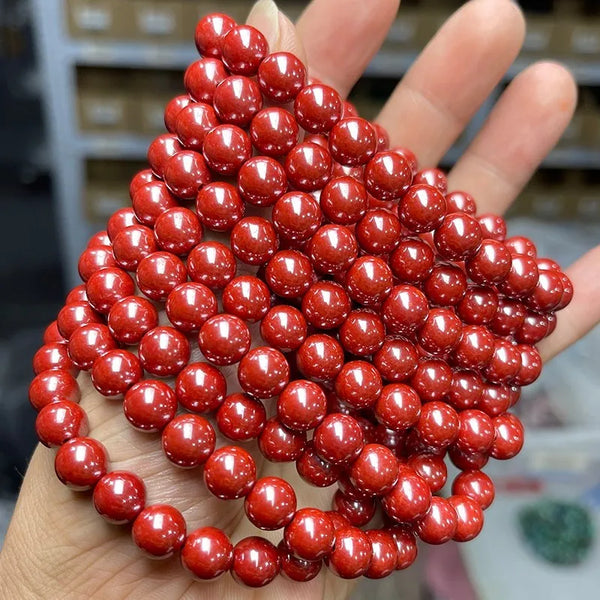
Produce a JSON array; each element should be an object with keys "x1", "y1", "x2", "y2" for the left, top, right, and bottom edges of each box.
[
  {"x1": 365, "y1": 530, "x2": 398, "y2": 579},
  {"x1": 285, "y1": 142, "x2": 332, "y2": 191},
  {"x1": 356, "y1": 209, "x2": 402, "y2": 254},
  {"x1": 284, "y1": 508, "x2": 335, "y2": 561},
  {"x1": 147, "y1": 134, "x2": 183, "y2": 177},
  {"x1": 131, "y1": 181, "x2": 178, "y2": 227},
  {"x1": 498, "y1": 254, "x2": 539, "y2": 297},
  {"x1": 138, "y1": 326, "x2": 190, "y2": 377},
  {"x1": 129, "y1": 170, "x2": 155, "y2": 199},
  {"x1": 423, "y1": 263, "x2": 467, "y2": 306},
  {"x1": 165, "y1": 282, "x2": 217, "y2": 333},
  {"x1": 91, "y1": 349, "x2": 143, "y2": 397},
  {"x1": 308, "y1": 224, "x2": 358, "y2": 274},
  {"x1": 29, "y1": 369, "x2": 80, "y2": 411},
  {"x1": 108, "y1": 296, "x2": 158, "y2": 344},
  {"x1": 112, "y1": 225, "x2": 157, "y2": 271},
  {"x1": 389, "y1": 527, "x2": 418, "y2": 569},
  {"x1": 296, "y1": 442, "x2": 342, "y2": 487},
  {"x1": 446, "y1": 190, "x2": 477, "y2": 214},
  {"x1": 399, "y1": 184, "x2": 446, "y2": 232},
  {"x1": 196, "y1": 181, "x2": 244, "y2": 232},
  {"x1": 446, "y1": 370, "x2": 484, "y2": 410},
  {"x1": 350, "y1": 443, "x2": 399, "y2": 496},
  {"x1": 244, "y1": 476, "x2": 297, "y2": 530},
  {"x1": 415, "y1": 401, "x2": 459, "y2": 450},
  {"x1": 490, "y1": 297, "x2": 526, "y2": 336},
  {"x1": 455, "y1": 409, "x2": 495, "y2": 455},
  {"x1": 164, "y1": 95, "x2": 191, "y2": 133},
  {"x1": 296, "y1": 334, "x2": 344, "y2": 381},
  {"x1": 390, "y1": 237, "x2": 435, "y2": 284},
  {"x1": 339, "y1": 310, "x2": 385, "y2": 356},
  {"x1": 108, "y1": 209, "x2": 139, "y2": 241},
  {"x1": 230, "y1": 216, "x2": 278, "y2": 265},
  {"x1": 162, "y1": 414, "x2": 216, "y2": 468},
  {"x1": 328, "y1": 526, "x2": 372, "y2": 579},
  {"x1": 272, "y1": 191, "x2": 321, "y2": 245},
  {"x1": 154, "y1": 207, "x2": 203, "y2": 255},
  {"x1": 123, "y1": 380, "x2": 178, "y2": 432},
  {"x1": 57, "y1": 302, "x2": 102, "y2": 340},
  {"x1": 382, "y1": 284, "x2": 429, "y2": 337},
  {"x1": 202, "y1": 124, "x2": 251, "y2": 175},
  {"x1": 483, "y1": 338, "x2": 521, "y2": 384},
  {"x1": 238, "y1": 156, "x2": 287, "y2": 207},
  {"x1": 187, "y1": 241, "x2": 236, "y2": 290},
  {"x1": 477, "y1": 383, "x2": 512, "y2": 417},
  {"x1": 43, "y1": 320, "x2": 67, "y2": 345},
  {"x1": 381, "y1": 467, "x2": 431, "y2": 523},
  {"x1": 415, "y1": 496, "x2": 457, "y2": 545},
  {"x1": 302, "y1": 281, "x2": 350, "y2": 329},
  {"x1": 413, "y1": 167, "x2": 447, "y2": 193},
  {"x1": 457, "y1": 286, "x2": 499, "y2": 325},
  {"x1": 278, "y1": 540, "x2": 322, "y2": 582},
  {"x1": 175, "y1": 102, "x2": 219, "y2": 150},
  {"x1": 265, "y1": 250, "x2": 313, "y2": 298},
  {"x1": 194, "y1": 12, "x2": 235, "y2": 57},
  {"x1": 260, "y1": 305, "x2": 307, "y2": 352},
  {"x1": 204, "y1": 445, "x2": 256, "y2": 499},
  {"x1": 132, "y1": 505, "x2": 186, "y2": 558},
  {"x1": 258, "y1": 52, "x2": 306, "y2": 102},
  {"x1": 490, "y1": 413, "x2": 524, "y2": 460},
  {"x1": 182, "y1": 527, "x2": 233, "y2": 580},
  {"x1": 222, "y1": 276, "x2": 271, "y2": 322},
  {"x1": 374, "y1": 383, "x2": 421, "y2": 431},
  {"x1": 250, "y1": 107, "x2": 299, "y2": 156},
  {"x1": 238, "y1": 346, "x2": 290, "y2": 399},
  {"x1": 418, "y1": 308, "x2": 463, "y2": 356},
  {"x1": 334, "y1": 361, "x2": 382, "y2": 410},
  {"x1": 364, "y1": 151, "x2": 412, "y2": 201},
  {"x1": 35, "y1": 401, "x2": 88, "y2": 447},
  {"x1": 320, "y1": 176, "x2": 368, "y2": 225},
  {"x1": 213, "y1": 75, "x2": 262, "y2": 127},
  {"x1": 527, "y1": 269, "x2": 564, "y2": 312},
  {"x1": 346, "y1": 255, "x2": 393, "y2": 307},
  {"x1": 78, "y1": 246, "x2": 118, "y2": 281},
  {"x1": 314, "y1": 413, "x2": 364, "y2": 464},
  {"x1": 449, "y1": 495, "x2": 484, "y2": 542},
  {"x1": 85, "y1": 268, "x2": 135, "y2": 314},
  {"x1": 465, "y1": 239, "x2": 512, "y2": 285},
  {"x1": 68, "y1": 323, "x2": 117, "y2": 370},
  {"x1": 434, "y1": 212, "x2": 482, "y2": 260},
  {"x1": 277, "y1": 379, "x2": 327, "y2": 431},
  {"x1": 258, "y1": 418, "x2": 306, "y2": 462},
  {"x1": 452, "y1": 470, "x2": 495, "y2": 510},
  {"x1": 198, "y1": 314, "x2": 251, "y2": 366},
  {"x1": 407, "y1": 453, "x2": 447, "y2": 493},
  {"x1": 184, "y1": 58, "x2": 228, "y2": 103},
  {"x1": 54, "y1": 437, "x2": 108, "y2": 490},
  {"x1": 452, "y1": 324, "x2": 495, "y2": 369},
  {"x1": 221, "y1": 25, "x2": 268, "y2": 75},
  {"x1": 136, "y1": 251, "x2": 187, "y2": 301},
  {"x1": 329, "y1": 117, "x2": 377, "y2": 166},
  {"x1": 411, "y1": 358, "x2": 453, "y2": 402},
  {"x1": 294, "y1": 83, "x2": 342, "y2": 133},
  {"x1": 478, "y1": 213, "x2": 507, "y2": 240},
  {"x1": 231, "y1": 537, "x2": 280, "y2": 588},
  {"x1": 513, "y1": 344, "x2": 542, "y2": 386},
  {"x1": 93, "y1": 471, "x2": 145, "y2": 524},
  {"x1": 216, "y1": 393, "x2": 266, "y2": 440},
  {"x1": 163, "y1": 151, "x2": 211, "y2": 200}
]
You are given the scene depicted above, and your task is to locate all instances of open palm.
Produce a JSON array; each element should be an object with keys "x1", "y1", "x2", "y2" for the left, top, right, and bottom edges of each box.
[{"x1": 1, "y1": 0, "x2": 595, "y2": 598}]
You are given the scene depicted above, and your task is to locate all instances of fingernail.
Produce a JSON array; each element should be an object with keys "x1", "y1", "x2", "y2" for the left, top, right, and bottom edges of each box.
[{"x1": 247, "y1": 0, "x2": 280, "y2": 48}]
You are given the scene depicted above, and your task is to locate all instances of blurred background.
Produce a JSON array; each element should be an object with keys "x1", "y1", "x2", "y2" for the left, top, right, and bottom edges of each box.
[{"x1": 1, "y1": 0, "x2": 600, "y2": 597}]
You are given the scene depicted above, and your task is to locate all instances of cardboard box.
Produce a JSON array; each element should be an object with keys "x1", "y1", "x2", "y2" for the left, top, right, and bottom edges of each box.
[
  {"x1": 130, "y1": 0, "x2": 185, "y2": 42},
  {"x1": 77, "y1": 68, "x2": 134, "y2": 132},
  {"x1": 66, "y1": 0, "x2": 131, "y2": 39}
]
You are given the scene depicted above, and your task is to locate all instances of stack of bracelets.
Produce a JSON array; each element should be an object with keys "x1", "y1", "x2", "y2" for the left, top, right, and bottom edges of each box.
[{"x1": 28, "y1": 12, "x2": 573, "y2": 587}]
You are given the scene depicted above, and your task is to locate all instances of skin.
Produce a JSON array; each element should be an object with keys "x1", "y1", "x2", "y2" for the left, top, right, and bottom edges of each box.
[{"x1": 0, "y1": 0, "x2": 595, "y2": 597}]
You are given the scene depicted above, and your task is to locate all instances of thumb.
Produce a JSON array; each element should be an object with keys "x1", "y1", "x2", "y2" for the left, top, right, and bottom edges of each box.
[{"x1": 246, "y1": 0, "x2": 307, "y2": 63}]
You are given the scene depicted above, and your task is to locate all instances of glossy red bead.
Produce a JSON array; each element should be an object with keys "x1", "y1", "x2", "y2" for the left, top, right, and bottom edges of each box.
[
  {"x1": 231, "y1": 537, "x2": 280, "y2": 588},
  {"x1": 222, "y1": 276, "x2": 271, "y2": 322},
  {"x1": 452, "y1": 470, "x2": 495, "y2": 510},
  {"x1": 221, "y1": 25, "x2": 268, "y2": 75},
  {"x1": 131, "y1": 181, "x2": 178, "y2": 227},
  {"x1": 365, "y1": 530, "x2": 398, "y2": 579},
  {"x1": 446, "y1": 190, "x2": 477, "y2": 214},
  {"x1": 416, "y1": 401, "x2": 459, "y2": 449},
  {"x1": 294, "y1": 83, "x2": 342, "y2": 133},
  {"x1": 339, "y1": 309, "x2": 386, "y2": 356},
  {"x1": 230, "y1": 216, "x2": 278, "y2": 265},
  {"x1": 250, "y1": 107, "x2": 299, "y2": 156},
  {"x1": 278, "y1": 540, "x2": 322, "y2": 582},
  {"x1": 138, "y1": 326, "x2": 190, "y2": 376},
  {"x1": 132, "y1": 504, "x2": 186, "y2": 558},
  {"x1": 302, "y1": 280, "x2": 350, "y2": 329},
  {"x1": 260, "y1": 305, "x2": 307, "y2": 352},
  {"x1": 374, "y1": 383, "x2": 421, "y2": 431},
  {"x1": 35, "y1": 401, "x2": 88, "y2": 447},
  {"x1": 382, "y1": 467, "x2": 431, "y2": 523},
  {"x1": 258, "y1": 51, "x2": 306, "y2": 102},
  {"x1": 382, "y1": 284, "x2": 429, "y2": 337},
  {"x1": 54, "y1": 437, "x2": 108, "y2": 490},
  {"x1": 199, "y1": 314, "x2": 251, "y2": 364},
  {"x1": 445, "y1": 370, "x2": 484, "y2": 410},
  {"x1": 204, "y1": 445, "x2": 256, "y2": 499},
  {"x1": 406, "y1": 453, "x2": 447, "y2": 492},
  {"x1": 346, "y1": 255, "x2": 393, "y2": 307},
  {"x1": 349, "y1": 443, "x2": 399, "y2": 496},
  {"x1": 196, "y1": 181, "x2": 244, "y2": 232},
  {"x1": 123, "y1": 380, "x2": 178, "y2": 432},
  {"x1": 154, "y1": 207, "x2": 202, "y2": 255},
  {"x1": 238, "y1": 346, "x2": 290, "y2": 399},
  {"x1": 107, "y1": 295, "x2": 158, "y2": 344},
  {"x1": 498, "y1": 254, "x2": 539, "y2": 298},
  {"x1": 452, "y1": 324, "x2": 495, "y2": 369},
  {"x1": 57, "y1": 302, "x2": 102, "y2": 340},
  {"x1": 238, "y1": 156, "x2": 287, "y2": 207},
  {"x1": 418, "y1": 308, "x2": 462, "y2": 356},
  {"x1": 296, "y1": 334, "x2": 344, "y2": 381},
  {"x1": 175, "y1": 362, "x2": 227, "y2": 413},
  {"x1": 388, "y1": 527, "x2": 418, "y2": 569},
  {"x1": 91, "y1": 349, "x2": 143, "y2": 397},
  {"x1": 314, "y1": 412, "x2": 364, "y2": 464},
  {"x1": 329, "y1": 117, "x2": 377, "y2": 166},
  {"x1": 308, "y1": 224, "x2": 358, "y2": 274},
  {"x1": 277, "y1": 379, "x2": 327, "y2": 431},
  {"x1": 202, "y1": 124, "x2": 251, "y2": 176},
  {"x1": 194, "y1": 12, "x2": 235, "y2": 57},
  {"x1": 327, "y1": 526, "x2": 372, "y2": 578},
  {"x1": 364, "y1": 151, "x2": 412, "y2": 201},
  {"x1": 129, "y1": 171, "x2": 155, "y2": 201},
  {"x1": 478, "y1": 213, "x2": 507, "y2": 241},
  {"x1": 29, "y1": 369, "x2": 80, "y2": 411},
  {"x1": 147, "y1": 133, "x2": 183, "y2": 177},
  {"x1": 449, "y1": 494, "x2": 485, "y2": 542},
  {"x1": 335, "y1": 361, "x2": 382, "y2": 410},
  {"x1": 415, "y1": 496, "x2": 457, "y2": 545},
  {"x1": 165, "y1": 282, "x2": 217, "y2": 333},
  {"x1": 513, "y1": 344, "x2": 542, "y2": 386},
  {"x1": 112, "y1": 225, "x2": 157, "y2": 271},
  {"x1": 411, "y1": 358, "x2": 453, "y2": 402},
  {"x1": 244, "y1": 476, "x2": 297, "y2": 530},
  {"x1": 184, "y1": 58, "x2": 228, "y2": 103},
  {"x1": 390, "y1": 237, "x2": 435, "y2": 284},
  {"x1": 265, "y1": 250, "x2": 313, "y2": 298},
  {"x1": 77, "y1": 246, "x2": 118, "y2": 281},
  {"x1": 285, "y1": 142, "x2": 332, "y2": 192},
  {"x1": 413, "y1": 167, "x2": 447, "y2": 194},
  {"x1": 164, "y1": 94, "x2": 191, "y2": 133},
  {"x1": 434, "y1": 212, "x2": 482, "y2": 260},
  {"x1": 181, "y1": 527, "x2": 233, "y2": 580},
  {"x1": 320, "y1": 176, "x2": 368, "y2": 225},
  {"x1": 68, "y1": 323, "x2": 117, "y2": 370},
  {"x1": 258, "y1": 417, "x2": 306, "y2": 462},
  {"x1": 284, "y1": 508, "x2": 335, "y2": 561},
  {"x1": 490, "y1": 413, "x2": 524, "y2": 460},
  {"x1": 136, "y1": 251, "x2": 187, "y2": 301},
  {"x1": 424, "y1": 263, "x2": 467, "y2": 306},
  {"x1": 356, "y1": 209, "x2": 402, "y2": 255},
  {"x1": 43, "y1": 320, "x2": 67, "y2": 345},
  {"x1": 163, "y1": 150, "x2": 211, "y2": 200},
  {"x1": 187, "y1": 241, "x2": 236, "y2": 289},
  {"x1": 162, "y1": 413, "x2": 216, "y2": 468},
  {"x1": 216, "y1": 393, "x2": 266, "y2": 440},
  {"x1": 296, "y1": 442, "x2": 342, "y2": 487},
  {"x1": 457, "y1": 285, "x2": 499, "y2": 325},
  {"x1": 85, "y1": 267, "x2": 135, "y2": 314},
  {"x1": 483, "y1": 338, "x2": 521, "y2": 384},
  {"x1": 93, "y1": 471, "x2": 145, "y2": 524},
  {"x1": 213, "y1": 75, "x2": 262, "y2": 127},
  {"x1": 175, "y1": 102, "x2": 219, "y2": 150},
  {"x1": 399, "y1": 184, "x2": 446, "y2": 233}
]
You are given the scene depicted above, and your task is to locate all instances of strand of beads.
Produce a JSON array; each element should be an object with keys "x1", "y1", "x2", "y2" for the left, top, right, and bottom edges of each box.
[{"x1": 28, "y1": 11, "x2": 572, "y2": 588}]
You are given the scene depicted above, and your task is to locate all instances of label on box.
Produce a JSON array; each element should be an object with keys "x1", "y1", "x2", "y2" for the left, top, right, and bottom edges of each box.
[
  {"x1": 531, "y1": 195, "x2": 563, "y2": 219},
  {"x1": 137, "y1": 9, "x2": 176, "y2": 36},
  {"x1": 523, "y1": 28, "x2": 551, "y2": 52},
  {"x1": 74, "y1": 7, "x2": 112, "y2": 32},
  {"x1": 571, "y1": 28, "x2": 600, "y2": 54},
  {"x1": 84, "y1": 100, "x2": 124, "y2": 126}
]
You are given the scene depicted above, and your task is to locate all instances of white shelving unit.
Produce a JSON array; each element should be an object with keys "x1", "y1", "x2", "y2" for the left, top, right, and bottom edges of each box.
[{"x1": 31, "y1": 0, "x2": 600, "y2": 289}]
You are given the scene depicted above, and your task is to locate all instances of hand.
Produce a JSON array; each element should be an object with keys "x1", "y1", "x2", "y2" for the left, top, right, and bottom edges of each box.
[{"x1": 0, "y1": 0, "x2": 589, "y2": 598}]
